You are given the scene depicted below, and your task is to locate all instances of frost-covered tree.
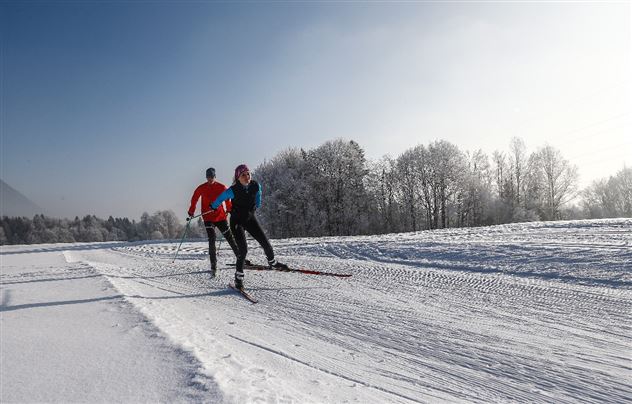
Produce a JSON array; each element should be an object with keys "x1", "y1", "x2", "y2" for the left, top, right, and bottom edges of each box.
[
  {"x1": 255, "y1": 148, "x2": 312, "y2": 238},
  {"x1": 0, "y1": 211, "x2": 182, "y2": 245},
  {"x1": 137, "y1": 211, "x2": 183, "y2": 240},
  {"x1": 535, "y1": 145, "x2": 579, "y2": 220},
  {"x1": 582, "y1": 167, "x2": 632, "y2": 218},
  {"x1": 491, "y1": 150, "x2": 514, "y2": 223},
  {"x1": 138, "y1": 212, "x2": 155, "y2": 241},
  {"x1": 304, "y1": 139, "x2": 370, "y2": 236},
  {"x1": 394, "y1": 145, "x2": 427, "y2": 231},
  {"x1": 156, "y1": 210, "x2": 181, "y2": 239},
  {"x1": 28, "y1": 214, "x2": 57, "y2": 243},
  {"x1": 492, "y1": 151, "x2": 508, "y2": 201},
  {"x1": 68, "y1": 215, "x2": 106, "y2": 242},
  {"x1": 365, "y1": 156, "x2": 401, "y2": 234},
  {"x1": 185, "y1": 217, "x2": 207, "y2": 239},
  {"x1": 391, "y1": 140, "x2": 466, "y2": 230},
  {"x1": 255, "y1": 140, "x2": 370, "y2": 237},
  {"x1": 491, "y1": 139, "x2": 542, "y2": 224},
  {"x1": 426, "y1": 140, "x2": 466, "y2": 229},
  {"x1": 616, "y1": 167, "x2": 632, "y2": 216},
  {"x1": 520, "y1": 152, "x2": 544, "y2": 220},
  {"x1": 54, "y1": 223, "x2": 76, "y2": 243},
  {"x1": 114, "y1": 217, "x2": 139, "y2": 240},
  {"x1": 510, "y1": 137, "x2": 527, "y2": 207},
  {"x1": 456, "y1": 150, "x2": 494, "y2": 227},
  {"x1": 150, "y1": 230, "x2": 164, "y2": 240}
]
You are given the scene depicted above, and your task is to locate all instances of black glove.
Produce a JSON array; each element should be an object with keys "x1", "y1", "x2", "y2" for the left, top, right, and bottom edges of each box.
[{"x1": 186, "y1": 213, "x2": 194, "y2": 222}]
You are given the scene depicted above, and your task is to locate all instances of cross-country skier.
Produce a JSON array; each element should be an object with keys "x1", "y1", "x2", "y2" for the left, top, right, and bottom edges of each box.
[
  {"x1": 210, "y1": 164, "x2": 287, "y2": 289},
  {"x1": 188, "y1": 167, "x2": 240, "y2": 278}
]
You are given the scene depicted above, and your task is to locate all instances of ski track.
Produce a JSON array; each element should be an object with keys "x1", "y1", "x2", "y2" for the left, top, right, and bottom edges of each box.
[{"x1": 61, "y1": 219, "x2": 632, "y2": 403}]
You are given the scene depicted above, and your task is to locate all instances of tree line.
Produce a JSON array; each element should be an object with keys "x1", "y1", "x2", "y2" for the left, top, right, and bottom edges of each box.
[
  {"x1": 0, "y1": 211, "x2": 208, "y2": 245},
  {"x1": 1, "y1": 137, "x2": 629, "y2": 245},
  {"x1": 254, "y1": 138, "x2": 631, "y2": 238}
]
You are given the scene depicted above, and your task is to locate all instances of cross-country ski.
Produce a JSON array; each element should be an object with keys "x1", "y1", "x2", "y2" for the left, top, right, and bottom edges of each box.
[
  {"x1": 229, "y1": 262, "x2": 352, "y2": 277},
  {"x1": 228, "y1": 282, "x2": 258, "y2": 304}
]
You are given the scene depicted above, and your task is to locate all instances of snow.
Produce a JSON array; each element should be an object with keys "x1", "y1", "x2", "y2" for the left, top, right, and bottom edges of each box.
[
  {"x1": 0, "y1": 245, "x2": 220, "y2": 403},
  {"x1": 1, "y1": 218, "x2": 631, "y2": 403}
]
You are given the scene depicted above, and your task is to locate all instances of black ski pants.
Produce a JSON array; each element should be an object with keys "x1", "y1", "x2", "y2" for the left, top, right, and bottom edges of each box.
[
  {"x1": 230, "y1": 215, "x2": 274, "y2": 280},
  {"x1": 204, "y1": 220, "x2": 240, "y2": 266}
]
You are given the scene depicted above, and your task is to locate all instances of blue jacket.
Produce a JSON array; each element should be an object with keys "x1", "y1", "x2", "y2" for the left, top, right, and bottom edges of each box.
[{"x1": 211, "y1": 181, "x2": 262, "y2": 222}]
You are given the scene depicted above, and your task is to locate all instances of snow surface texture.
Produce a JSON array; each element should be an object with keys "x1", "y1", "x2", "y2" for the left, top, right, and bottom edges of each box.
[
  {"x1": 1, "y1": 219, "x2": 631, "y2": 403},
  {"x1": 1, "y1": 245, "x2": 220, "y2": 403}
]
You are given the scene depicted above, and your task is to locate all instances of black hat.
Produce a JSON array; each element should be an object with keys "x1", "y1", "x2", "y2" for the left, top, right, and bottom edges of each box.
[{"x1": 206, "y1": 167, "x2": 216, "y2": 178}]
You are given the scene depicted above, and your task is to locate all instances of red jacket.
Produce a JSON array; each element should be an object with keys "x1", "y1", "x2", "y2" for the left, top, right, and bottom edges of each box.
[{"x1": 188, "y1": 181, "x2": 232, "y2": 222}]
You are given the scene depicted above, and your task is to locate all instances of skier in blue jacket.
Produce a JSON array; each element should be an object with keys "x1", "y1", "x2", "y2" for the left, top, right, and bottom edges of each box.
[{"x1": 210, "y1": 164, "x2": 287, "y2": 289}]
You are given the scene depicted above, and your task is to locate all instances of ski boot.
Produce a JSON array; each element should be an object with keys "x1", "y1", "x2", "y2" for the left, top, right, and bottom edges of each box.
[{"x1": 268, "y1": 258, "x2": 288, "y2": 270}]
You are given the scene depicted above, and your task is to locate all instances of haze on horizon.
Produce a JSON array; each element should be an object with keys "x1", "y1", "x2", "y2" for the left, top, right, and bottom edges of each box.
[{"x1": 1, "y1": 1, "x2": 629, "y2": 220}]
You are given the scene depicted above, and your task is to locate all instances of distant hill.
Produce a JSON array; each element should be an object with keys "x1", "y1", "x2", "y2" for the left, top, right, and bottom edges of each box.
[{"x1": 0, "y1": 179, "x2": 44, "y2": 217}]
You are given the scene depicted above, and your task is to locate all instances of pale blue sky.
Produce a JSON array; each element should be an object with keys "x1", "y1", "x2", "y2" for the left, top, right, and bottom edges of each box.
[{"x1": 1, "y1": 1, "x2": 630, "y2": 220}]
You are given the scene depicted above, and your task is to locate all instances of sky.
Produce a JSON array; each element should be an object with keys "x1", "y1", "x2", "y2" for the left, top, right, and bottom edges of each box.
[{"x1": 1, "y1": 1, "x2": 630, "y2": 220}]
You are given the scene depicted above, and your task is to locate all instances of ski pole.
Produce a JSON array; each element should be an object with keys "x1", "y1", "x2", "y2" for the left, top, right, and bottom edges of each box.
[
  {"x1": 173, "y1": 209, "x2": 214, "y2": 262},
  {"x1": 189, "y1": 209, "x2": 213, "y2": 220},
  {"x1": 172, "y1": 219, "x2": 192, "y2": 263}
]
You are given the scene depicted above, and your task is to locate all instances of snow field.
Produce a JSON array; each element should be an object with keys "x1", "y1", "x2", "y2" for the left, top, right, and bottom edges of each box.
[
  {"x1": 90, "y1": 220, "x2": 632, "y2": 402},
  {"x1": 0, "y1": 248, "x2": 220, "y2": 403},
  {"x1": 3, "y1": 218, "x2": 631, "y2": 403}
]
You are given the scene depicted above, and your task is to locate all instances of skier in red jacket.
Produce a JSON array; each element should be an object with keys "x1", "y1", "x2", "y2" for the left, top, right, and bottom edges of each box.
[{"x1": 188, "y1": 167, "x2": 240, "y2": 277}]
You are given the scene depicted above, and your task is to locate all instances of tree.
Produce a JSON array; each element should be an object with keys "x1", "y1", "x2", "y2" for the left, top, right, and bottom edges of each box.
[
  {"x1": 0, "y1": 210, "x2": 185, "y2": 245},
  {"x1": 255, "y1": 148, "x2": 312, "y2": 238},
  {"x1": 255, "y1": 140, "x2": 372, "y2": 238},
  {"x1": 391, "y1": 140, "x2": 466, "y2": 230},
  {"x1": 303, "y1": 139, "x2": 370, "y2": 236},
  {"x1": 138, "y1": 212, "x2": 152, "y2": 241},
  {"x1": 615, "y1": 167, "x2": 632, "y2": 216},
  {"x1": 151, "y1": 210, "x2": 181, "y2": 239},
  {"x1": 29, "y1": 214, "x2": 57, "y2": 243},
  {"x1": 0, "y1": 226, "x2": 8, "y2": 245},
  {"x1": 509, "y1": 137, "x2": 527, "y2": 207},
  {"x1": 394, "y1": 146, "x2": 426, "y2": 231},
  {"x1": 535, "y1": 145, "x2": 579, "y2": 220},
  {"x1": 427, "y1": 140, "x2": 466, "y2": 229},
  {"x1": 457, "y1": 150, "x2": 494, "y2": 227},
  {"x1": 365, "y1": 156, "x2": 401, "y2": 234},
  {"x1": 582, "y1": 167, "x2": 632, "y2": 218}
]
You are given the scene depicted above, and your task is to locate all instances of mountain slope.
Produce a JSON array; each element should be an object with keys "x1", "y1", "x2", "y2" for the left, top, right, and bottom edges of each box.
[{"x1": 0, "y1": 179, "x2": 44, "y2": 217}]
